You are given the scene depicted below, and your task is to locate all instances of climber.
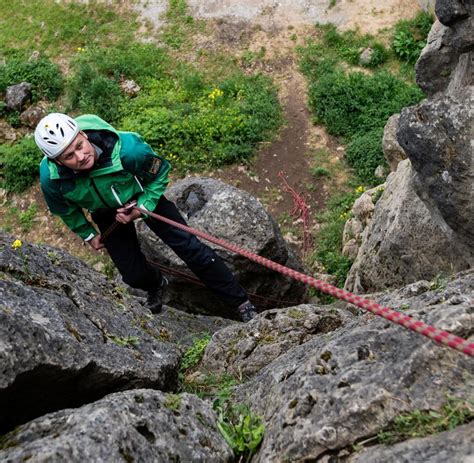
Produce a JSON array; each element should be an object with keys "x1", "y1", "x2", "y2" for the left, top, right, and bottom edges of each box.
[{"x1": 34, "y1": 113, "x2": 257, "y2": 322}]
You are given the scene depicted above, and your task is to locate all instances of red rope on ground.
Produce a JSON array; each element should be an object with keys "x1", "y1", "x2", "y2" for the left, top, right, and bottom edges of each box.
[
  {"x1": 278, "y1": 171, "x2": 313, "y2": 254},
  {"x1": 135, "y1": 206, "x2": 474, "y2": 358}
]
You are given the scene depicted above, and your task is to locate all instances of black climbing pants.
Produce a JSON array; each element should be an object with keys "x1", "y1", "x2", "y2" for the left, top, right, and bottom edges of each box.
[{"x1": 91, "y1": 195, "x2": 248, "y2": 308}]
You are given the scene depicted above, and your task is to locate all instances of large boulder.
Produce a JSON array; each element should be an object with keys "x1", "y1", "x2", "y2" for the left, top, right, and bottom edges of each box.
[
  {"x1": 199, "y1": 305, "x2": 351, "y2": 378},
  {"x1": 229, "y1": 271, "x2": 474, "y2": 462},
  {"x1": 0, "y1": 389, "x2": 233, "y2": 462},
  {"x1": 138, "y1": 177, "x2": 307, "y2": 315},
  {"x1": 5, "y1": 82, "x2": 32, "y2": 111},
  {"x1": 0, "y1": 232, "x2": 183, "y2": 433},
  {"x1": 397, "y1": 88, "x2": 473, "y2": 249},
  {"x1": 415, "y1": 20, "x2": 461, "y2": 96},
  {"x1": 345, "y1": 161, "x2": 472, "y2": 293}
]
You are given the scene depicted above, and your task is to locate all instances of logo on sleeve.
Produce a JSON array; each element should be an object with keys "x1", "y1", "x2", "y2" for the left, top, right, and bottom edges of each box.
[{"x1": 147, "y1": 157, "x2": 162, "y2": 174}]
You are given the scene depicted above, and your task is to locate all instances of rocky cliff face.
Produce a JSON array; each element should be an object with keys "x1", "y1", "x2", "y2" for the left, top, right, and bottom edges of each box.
[
  {"x1": 1, "y1": 232, "x2": 472, "y2": 461},
  {"x1": 346, "y1": 0, "x2": 473, "y2": 293}
]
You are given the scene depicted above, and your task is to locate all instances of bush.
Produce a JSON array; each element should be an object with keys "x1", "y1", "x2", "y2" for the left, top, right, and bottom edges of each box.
[
  {"x1": 346, "y1": 128, "x2": 386, "y2": 184},
  {"x1": 308, "y1": 69, "x2": 423, "y2": 138},
  {"x1": 0, "y1": 137, "x2": 42, "y2": 193},
  {"x1": 68, "y1": 64, "x2": 124, "y2": 122},
  {"x1": 392, "y1": 11, "x2": 434, "y2": 64},
  {"x1": 0, "y1": 56, "x2": 64, "y2": 101},
  {"x1": 121, "y1": 72, "x2": 281, "y2": 172}
]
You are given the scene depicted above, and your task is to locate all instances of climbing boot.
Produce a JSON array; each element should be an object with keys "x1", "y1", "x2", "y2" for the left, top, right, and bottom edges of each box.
[
  {"x1": 146, "y1": 277, "x2": 168, "y2": 314},
  {"x1": 237, "y1": 300, "x2": 258, "y2": 323}
]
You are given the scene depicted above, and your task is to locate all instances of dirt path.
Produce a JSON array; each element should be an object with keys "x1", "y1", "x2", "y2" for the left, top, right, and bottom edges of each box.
[{"x1": 211, "y1": 68, "x2": 323, "y2": 221}]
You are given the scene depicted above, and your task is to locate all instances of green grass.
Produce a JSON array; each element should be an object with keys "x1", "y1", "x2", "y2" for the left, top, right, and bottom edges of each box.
[
  {"x1": 377, "y1": 397, "x2": 473, "y2": 445},
  {"x1": 0, "y1": 0, "x2": 137, "y2": 58}
]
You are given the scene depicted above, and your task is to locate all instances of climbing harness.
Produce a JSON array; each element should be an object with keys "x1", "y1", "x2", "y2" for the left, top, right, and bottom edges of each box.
[{"x1": 101, "y1": 205, "x2": 474, "y2": 357}]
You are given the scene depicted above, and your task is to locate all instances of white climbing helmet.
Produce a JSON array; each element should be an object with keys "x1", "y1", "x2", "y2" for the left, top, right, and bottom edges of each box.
[{"x1": 34, "y1": 113, "x2": 80, "y2": 159}]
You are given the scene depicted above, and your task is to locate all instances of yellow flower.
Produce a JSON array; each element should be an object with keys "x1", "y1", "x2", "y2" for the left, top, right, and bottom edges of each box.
[
  {"x1": 12, "y1": 239, "x2": 23, "y2": 250},
  {"x1": 208, "y1": 88, "x2": 223, "y2": 100},
  {"x1": 355, "y1": 186, "x2": 366, "y2": 193}
]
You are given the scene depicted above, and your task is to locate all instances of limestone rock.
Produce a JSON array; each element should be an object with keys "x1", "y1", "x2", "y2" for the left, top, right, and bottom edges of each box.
[
  {"x1": 120, "y1": 78, "x2": 141, "y2": 97},
  {"x1": 435, "y1": 0, "x2": 473, "y2": 52},
  {"x1": 0, "y1": 120, "x2": 18, "y2": 143},
  {"x1": 200, "y1": 305, "x2": 350, "y2": 377},
  {"x1": 342, "y1": 239, "x2": 359, "y2": 260},
  {"x1": 0, "y1": 231, "x2": 181, "y2": 433},
  {"x1": 232, "y1": 271, "x2": 474, "y2": 462},
  {"x1": 345, "y1": 161, "x2": 472, "y2": 293},
  {"x1": 349, "y1": 422, "x2": 474, "y2": 463},
  {"x1": 352, "y1": 193, "x2": 375, "y2": 226},
  {"x1": 138, "y1": 177, "x2": 307, "y2": 315},
  {"x1": 20, "y1": 105, "x2": 46, "y2": 128},
  {"x1": 415, "y1": 20, "x2": 460, "y2": 96},
  {"x1": 397, "y1": 87, "x2": 473, "y2": 249},
  {"x1": 0, "y1": 389, "x2": 233, "y2": 462},
  {"x1": 5, "y1": 82, "x2": 32, "y2": 111},
  {"x1": 359, "y1": 47, "x2": 374, "y2": 66},
  {"x1": 382, "y1": 114, "x2": 406, "y2": 171}
]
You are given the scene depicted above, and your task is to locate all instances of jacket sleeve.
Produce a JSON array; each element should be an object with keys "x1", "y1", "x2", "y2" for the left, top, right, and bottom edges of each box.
[
  {"x1": 40, "y1": 172, "x2": 97, "y2": 241},
  {"x1": 119, "y1": 132, "x2": 171, "y2": 213}
]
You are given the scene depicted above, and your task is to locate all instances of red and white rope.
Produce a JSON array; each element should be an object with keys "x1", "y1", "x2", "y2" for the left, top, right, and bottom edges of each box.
[{"x1": 136, "y1": 206, "x2": 474, "y2": 357}]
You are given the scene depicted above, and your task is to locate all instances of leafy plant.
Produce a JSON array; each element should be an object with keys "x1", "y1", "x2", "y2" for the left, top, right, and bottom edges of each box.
[
  {"x1": 308, "y1": 69, "x2": 423, "y2": 139},
  {"x1": 213, "y1": 392, "x2": 265, "y2": 460},
  {"x1": 19, "y1": 204, "x2": 38, "y2": 232},
  {"x1": 392, "y1": 11, "x2": 434, "y2": 64},
  {"x1": 0, "y1": 137, "x2": 43, "y2": 193},
  {"x1": 179, "y1": 333, "x2": 212, "y2": 373}
]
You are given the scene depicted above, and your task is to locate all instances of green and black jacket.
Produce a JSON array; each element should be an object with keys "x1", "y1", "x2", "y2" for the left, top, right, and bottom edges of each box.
[{"x1": 39, "y1": 115, "x2": 171, "y2": 240}]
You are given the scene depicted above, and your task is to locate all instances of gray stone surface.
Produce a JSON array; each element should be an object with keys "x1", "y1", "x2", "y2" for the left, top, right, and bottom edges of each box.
[
  {"x1": 138, "y1": 177, "x2": 307, "y2": 315},
  {"x1": 436, "y1": 0, "x2": 473, "y2": 52},
  {"x1": 19, "y1": 105, "x2": 46, "y2": 128},
  {"x1": 382, "y1": 114, "x2": 407, "y2": 171},
  {"x1": 345, "y1": 160, "x2": 472, "y2": 293},
  {"x1": 5, "y1": 82, "x2": 32, "y2": 111},
  {"x1": 0, "y1": 231, "x2": 182, "y2": 433},
  {"x1": 200, "y1": 305, "x2": 351, "y2": 377},
  {"x1": 397, "y1": 88, "x2": 473, "y2": 250},
  {"x1": 0, "y1": 389, "x2": 233, "y2": 462},
  {"x1": 349, "y1": 422, "x2": 474, "y2": 463},
  {"x1": 415, "y1": 21, "x2": 460, "y2": 96},
  {"x1": 232, "y1": 272, "x2": 474, "y2": 462}
]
